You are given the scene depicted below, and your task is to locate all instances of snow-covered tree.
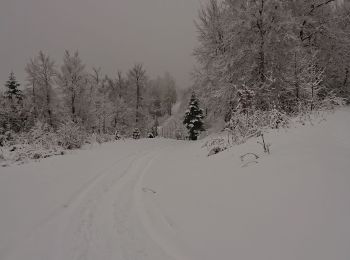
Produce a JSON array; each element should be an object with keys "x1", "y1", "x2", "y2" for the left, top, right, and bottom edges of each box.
[
  {"x1": 128, "y1": 63, "x2": 147, "y2": 127},
  {"x1": 4, "y1": 72, "x2": 22, "y2": 101},
  {"x1": 1, "y1": 72, "x2": 25, "y2": 132},
  {"x1": 183, "y1": 92, "x2": 205, "y2": 140},
  {"x1": 193, "y1": 0, "x2": 349, "y2": 123},
  {"x1": 25, "y1": 51, "x2": 57, "y2": 127},
  {"x1": 57, "y1": 50, "x2": 88, "y2": 122},
  {"x1": 95, "y1": 75, "x2": 114, "y2": 134},
  {"x1": 116, "y1": 70, "x2": 126, "y2": 99}
]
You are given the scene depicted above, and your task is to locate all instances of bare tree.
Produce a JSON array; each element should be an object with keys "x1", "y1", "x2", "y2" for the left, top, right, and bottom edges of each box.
[
  {"x1": 116, "y1": 70, "x2": 125, "y2": 99},
  {"x1": 128, "y1": 64, "x2": 146, "y2": 125},
  {"x1": 57, "y1": 50, "x2": 87, "y2": 122},
  {"x1": 25, "y1": 59, "x2": 39, "y2": 119},
  {"x1": 25, "y1": 51, "x2": 56, "y2": 126}
]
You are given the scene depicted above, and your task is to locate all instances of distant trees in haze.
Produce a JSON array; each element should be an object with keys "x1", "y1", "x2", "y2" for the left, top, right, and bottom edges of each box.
[
  {"x1": 128, "y1": 63, "x2": 147, "y2": 126},
  {"x1": 0, "y1": 50, "x2": 178, "y2": 141}
]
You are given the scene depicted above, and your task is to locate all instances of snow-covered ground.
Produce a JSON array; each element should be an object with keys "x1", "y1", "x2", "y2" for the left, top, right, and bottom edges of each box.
[{"x1": 0, "y1": 109, "x2": 350, "y2": 260}]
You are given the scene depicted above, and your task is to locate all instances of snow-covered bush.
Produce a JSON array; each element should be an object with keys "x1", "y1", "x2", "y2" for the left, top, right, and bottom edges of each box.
[
  {"x1": 24, "y1": 121, "x2": 58, "y2": 150},
  {"x1": 225, "y1": 108, "x2": 290, "y2": 145},
  {"x1": 202, "y1": 136, "x2": 229, "y2": 156},
  {"x1": 0, "y1": 121, "x2": 67, "y2": 165},
  {"x1": 0, "y1": 131, "x2": 13, "y2": 147},
  {"x1": 227, "y1": 112, "x2": 258, "y2": 143},
  {"x1": 268, "y1": 107, "x2": 289, "y2": 129},
  {"x1": 95, "y1": 133, "x2": 115, "y2": 144},
  {"x1": 56, "y1": 121, "x2": 87, "y2": 150}
]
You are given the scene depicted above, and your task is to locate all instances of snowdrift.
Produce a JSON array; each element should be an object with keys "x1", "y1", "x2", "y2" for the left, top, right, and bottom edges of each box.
[{"x1": 142, "y1": 108, "x2": 350, "y2": 260}]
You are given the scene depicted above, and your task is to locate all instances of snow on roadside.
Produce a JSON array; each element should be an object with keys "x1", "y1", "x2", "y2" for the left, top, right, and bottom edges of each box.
[
  {"x1": 0, "y1": 108, "x2": 349, "y2": 260},
  {"x1": 142, "y1": 108, "x2": 350, "y2": 260}
]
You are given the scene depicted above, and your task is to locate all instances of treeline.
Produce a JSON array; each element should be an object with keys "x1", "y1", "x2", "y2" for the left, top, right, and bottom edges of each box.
[
  {"x1": 193, "y1": 0, "x2": 350, "y2": 123},
  {"x1": 0, "y1": 50, "x2": 177, "y2": 138}
]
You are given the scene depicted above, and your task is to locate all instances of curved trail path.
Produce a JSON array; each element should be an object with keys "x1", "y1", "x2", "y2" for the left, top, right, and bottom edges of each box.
[{"x1": 1, "y1": 140, "x2": 189, "y2": 260}]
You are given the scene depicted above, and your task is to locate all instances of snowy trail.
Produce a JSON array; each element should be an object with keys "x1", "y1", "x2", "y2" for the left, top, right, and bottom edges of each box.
[
  {"x1": 1, "y1": 140, "x2": 187, "y2": 260},
  {"x1": 1, "y1": 109, "x2": 350, "y2": 260}
]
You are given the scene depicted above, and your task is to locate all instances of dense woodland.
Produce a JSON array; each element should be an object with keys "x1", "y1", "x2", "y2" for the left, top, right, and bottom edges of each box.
[
  {"x1": 193, "y1": 0, "x2": 350, "y2": 131},
  {"x1": 1, "y1": 0, "x2": 350, "y2": 160}
]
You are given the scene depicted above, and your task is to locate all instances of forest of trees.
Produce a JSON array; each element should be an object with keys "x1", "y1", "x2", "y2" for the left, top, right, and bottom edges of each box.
[
  {"x1": 0, "y1": 50, "x2": 177, "y2": 150},
  {"x1": 2, "y1": 0, "x2": 350, "y2": 159},
  {"x1": 193, "y1": 0, "x2": 350, "y2": 127}
]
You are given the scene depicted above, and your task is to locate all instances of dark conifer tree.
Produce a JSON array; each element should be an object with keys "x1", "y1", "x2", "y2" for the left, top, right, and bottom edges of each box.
[
  {"x1": 4, "y1": 72, "x2": 22, "y2": 101},
  {"x1": 2, "y1": 72, "x2": 24, "y2": 132},
  {"x1": 183, "y1": 92, "x2": 205, "y2": 140}
]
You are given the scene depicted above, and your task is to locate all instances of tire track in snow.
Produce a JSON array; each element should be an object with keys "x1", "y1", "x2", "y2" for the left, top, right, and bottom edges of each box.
[
  {"x1": 60, "y1": 142, "x2": 180, "y2": 260},
  {"x1": 134, "y1": 148, "x2": 193, "y2": 260},
  {"x1": 2, "y1": 147, "x2": 142, "y2": 260},
  {"x1": 112, "y1": 151, "x2": 172, "y2": 260},
  {"x1": 3, "y1": 143, "x2": 158, "y2": 260},
  {"x1": 59, "y1": 148, "x2": 154, "y2": 260},
  {"x1": 4, "y1": 141, "x2": 189, "y2": 260}
]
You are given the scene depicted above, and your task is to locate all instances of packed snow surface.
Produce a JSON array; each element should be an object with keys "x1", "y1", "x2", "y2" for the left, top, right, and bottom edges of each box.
[{"x1": 1, "y1": 109, "x2": 350, "y2": 260}]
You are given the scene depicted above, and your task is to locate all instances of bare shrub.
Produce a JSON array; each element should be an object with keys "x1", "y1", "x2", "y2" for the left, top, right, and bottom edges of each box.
[{"x1": 56, "y1": 121, "x2": 87, "y2": 150}]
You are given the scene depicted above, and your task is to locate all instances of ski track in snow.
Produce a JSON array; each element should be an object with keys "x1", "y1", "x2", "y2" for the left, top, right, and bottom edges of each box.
[{"x1": 2, "y1": 141, "x2": 183, "y2": 260}]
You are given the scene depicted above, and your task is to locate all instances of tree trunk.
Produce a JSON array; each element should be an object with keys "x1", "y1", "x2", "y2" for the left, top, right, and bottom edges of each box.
[
  {"x1": 32, "y1": 82, "x2": 37, "y2": 119},
  {"x1": 343, "y1": 67, "x2": 349, "y2": 87},
  {"x1": 294, "y1": 51, "x2": 300, "y2": 100},
  {"x1": 71, "y1": 93, "x2": 76, "y2": 122},
  {"x1": 45, "y1": 80, "x2": 53, "y2": 127},
  {"x1": 136, "y1": 79, "x2": 140, "y2": 124},
  {"x1": 46, "y1": 91, "x2": 52, "y2": 127},
  {"x1": 257, "y1": 0, "x2": 266, "y2": 84}
]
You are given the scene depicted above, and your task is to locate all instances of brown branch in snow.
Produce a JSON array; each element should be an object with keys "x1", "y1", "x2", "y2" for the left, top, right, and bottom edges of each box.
[
  {"x1": 308, "y1": 0, "x2": 336, "y2": 16},
  {"x1": 240, "y1": 153, "x2": 260, "y2": 162}
]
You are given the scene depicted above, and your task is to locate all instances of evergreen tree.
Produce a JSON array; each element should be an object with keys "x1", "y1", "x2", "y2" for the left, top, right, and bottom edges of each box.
[
  {"x1": 2, "y1": 72, "x2": 25, "y2": 132},
  {"x1": 183, "y1": 92, "x2": 205, "y2": 140},
  {"x1": 4, "y1": 72, "x2": 22, "y2": 101}
]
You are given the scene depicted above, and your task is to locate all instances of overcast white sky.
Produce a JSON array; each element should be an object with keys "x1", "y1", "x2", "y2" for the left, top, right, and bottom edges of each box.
[{"x1": 0, "y1": 0, "x2": 203, "y2": 89}]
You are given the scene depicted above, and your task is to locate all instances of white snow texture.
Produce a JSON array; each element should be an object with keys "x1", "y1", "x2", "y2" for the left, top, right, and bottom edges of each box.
[{"x1": 0, "y1": 109, "x2": 350, "y2": 260}]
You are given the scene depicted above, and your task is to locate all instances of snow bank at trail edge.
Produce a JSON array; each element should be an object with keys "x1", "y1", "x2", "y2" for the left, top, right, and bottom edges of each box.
[{"x1": 142, "y1": 108, "x2": 350, "y2": 260}]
